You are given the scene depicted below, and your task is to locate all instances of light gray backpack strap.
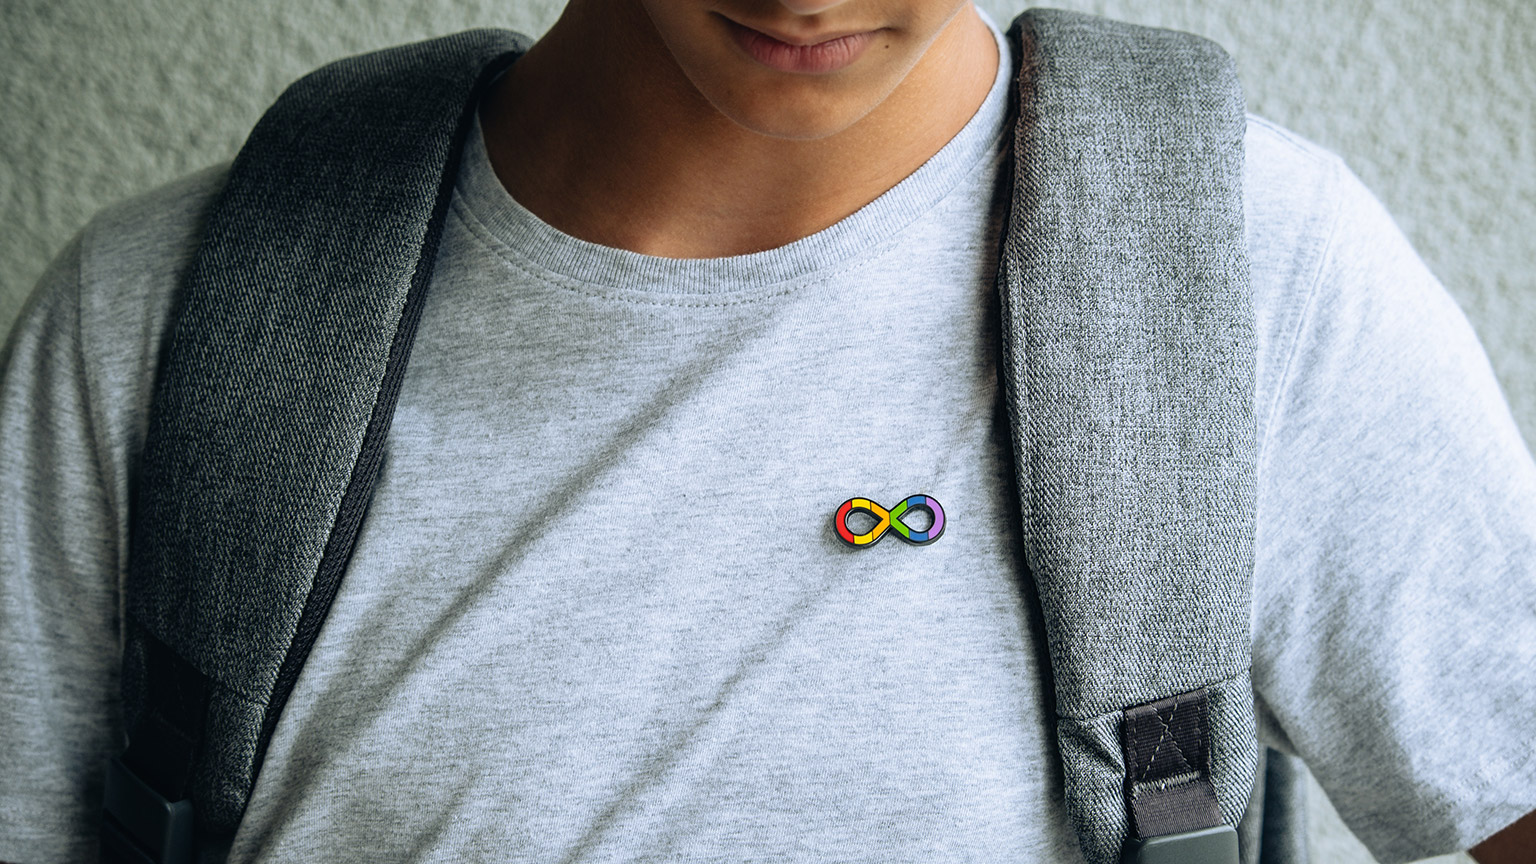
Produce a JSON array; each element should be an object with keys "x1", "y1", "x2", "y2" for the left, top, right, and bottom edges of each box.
[
  {"x1": 998, "y1": 9, "x2": 1258, "y2": 864},
  {"x1": 103, "y1": 29, "x2": 531, "y2": 864}
]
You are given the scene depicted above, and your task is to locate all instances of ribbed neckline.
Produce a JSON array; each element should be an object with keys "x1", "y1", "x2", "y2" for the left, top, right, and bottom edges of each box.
[{"x1": 455, "y1": 5, "x2": 1012, "y2": 296}]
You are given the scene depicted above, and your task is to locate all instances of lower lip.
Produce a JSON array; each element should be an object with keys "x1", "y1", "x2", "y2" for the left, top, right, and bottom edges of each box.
[{"x1": 726, "y1": 19, "x2": 876, "y2": 74}]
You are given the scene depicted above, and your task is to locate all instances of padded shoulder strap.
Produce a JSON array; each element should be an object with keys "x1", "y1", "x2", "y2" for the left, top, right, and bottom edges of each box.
[
  {"x1": 110, "y1": 28, "x2": 530, "y2": 859},
  {"x1": 998, "y1": 9, "x2": 1258, "y2": 864}
]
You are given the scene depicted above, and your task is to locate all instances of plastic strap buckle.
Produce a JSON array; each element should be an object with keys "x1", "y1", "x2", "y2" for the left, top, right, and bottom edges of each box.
[
  {"x1": 1123, "y1": 824, "x2": 1239, "y2": 864},
  {"x1": 101, "y1": 756, "x2": 195, "y2": 864}
]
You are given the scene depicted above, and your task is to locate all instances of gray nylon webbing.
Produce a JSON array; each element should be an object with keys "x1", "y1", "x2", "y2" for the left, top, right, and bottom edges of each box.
[
  {"x1": 122, "y1": 29, "x2": 531, "y2": 838},
  {"x1": 997, "y1": 9, "x2": 1259, "y2": 864}
]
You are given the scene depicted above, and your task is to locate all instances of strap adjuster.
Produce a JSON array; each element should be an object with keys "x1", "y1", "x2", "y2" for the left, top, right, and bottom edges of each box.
[
  {"x1": 101, "y1": 756, "x2": 195, "y2": 864},
  {"x1": 1123, "y1": 824, "x2": 1239, "y2": 864}
]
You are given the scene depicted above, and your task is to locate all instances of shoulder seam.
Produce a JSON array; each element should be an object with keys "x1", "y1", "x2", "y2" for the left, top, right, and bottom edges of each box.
[
  {"x1": 1245, "y1": 114, "x2": 1338, "y2": 169},
  {"x1": 73, "y1": 215, "x2": 129, "y2": 654},
  {"x1": 1256, "y1": 152, "x2": 1350, "y2": 468}
]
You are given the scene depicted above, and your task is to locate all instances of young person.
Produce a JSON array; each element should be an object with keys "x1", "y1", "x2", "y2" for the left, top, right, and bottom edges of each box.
[{"x1": 2, "y1": 0, "x2": 1533, "y2": 861}]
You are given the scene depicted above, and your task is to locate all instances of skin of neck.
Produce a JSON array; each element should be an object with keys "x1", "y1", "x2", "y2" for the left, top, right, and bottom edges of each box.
[{"x1": 479, "y1": 0, "x2": 999, "y2": 259}]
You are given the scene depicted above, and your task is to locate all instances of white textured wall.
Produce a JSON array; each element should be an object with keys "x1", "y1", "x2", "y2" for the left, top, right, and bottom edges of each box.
[{"x1": 1, "y1": 1, "x2": 1528, "y2": 861}]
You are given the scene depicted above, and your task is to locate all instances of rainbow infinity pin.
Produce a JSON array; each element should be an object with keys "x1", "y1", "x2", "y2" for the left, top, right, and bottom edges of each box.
[{"x1": 834, "y1": 495, "x2": 946, "y2": 547}]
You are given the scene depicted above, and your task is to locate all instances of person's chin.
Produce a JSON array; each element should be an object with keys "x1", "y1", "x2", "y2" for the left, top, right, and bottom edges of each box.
[{"x1": 703, "y1": 81, "x2": 877, "y2": 141}]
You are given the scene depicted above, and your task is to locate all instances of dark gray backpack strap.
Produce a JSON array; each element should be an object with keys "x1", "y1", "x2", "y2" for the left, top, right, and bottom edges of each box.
[
  {"x1": 998, "y1": 9, "x2": 1257, "y2": 864},
  {"x1": 103, "y1": 28, "x2": 531, "y2": 863}
]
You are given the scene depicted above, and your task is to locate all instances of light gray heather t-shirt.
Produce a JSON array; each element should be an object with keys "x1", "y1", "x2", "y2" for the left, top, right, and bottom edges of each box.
[{"x1": 3, "y1": 9, "x2": 1535, "y2": 863}]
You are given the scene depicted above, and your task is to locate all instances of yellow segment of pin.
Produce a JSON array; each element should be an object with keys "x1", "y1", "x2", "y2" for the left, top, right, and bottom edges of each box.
[{"x1": 847, "y1": 498, "x2": 889, "y2": 544}]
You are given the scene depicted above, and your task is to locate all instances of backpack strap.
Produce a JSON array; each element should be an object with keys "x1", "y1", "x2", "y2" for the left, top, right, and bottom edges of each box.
[
  {"x1": 998, "y1": 10, "x2": 1258, "y2": 864},
  {"x1": 104, "y1": 29, "x2": 531, "y2": 863},
  {"x1": 106, "y1": 11, "x2": 1255, "y2": 863}
]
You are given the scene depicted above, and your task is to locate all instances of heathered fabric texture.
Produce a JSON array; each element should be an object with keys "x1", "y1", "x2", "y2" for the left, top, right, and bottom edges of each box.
[
  {"x1": 136, "y1": 9, "x2": 1257, "y2": 861},
  {"x1": 123, "y1": 29, "x2": 532, "y2": 836},
  {"x1": 999, "y1": 12, "x2": 1256, "y2": 862},
  {"x1": 3, "y1": 9, "x2": 1535, "y2": 864}
]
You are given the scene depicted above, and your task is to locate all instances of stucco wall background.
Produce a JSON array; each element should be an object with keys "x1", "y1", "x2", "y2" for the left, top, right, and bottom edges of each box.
[{"x1": 1, "y1": 0, "x2": 1530, "y2": 861}]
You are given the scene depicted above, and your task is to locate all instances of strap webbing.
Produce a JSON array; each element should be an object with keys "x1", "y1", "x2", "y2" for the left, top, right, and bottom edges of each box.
[
  {"x1": 121, "y1": 630, "x2": 208, "y2": 802},
  {"x1": 1122, "y1": 689, "x2": 1222, "y2": 839}
]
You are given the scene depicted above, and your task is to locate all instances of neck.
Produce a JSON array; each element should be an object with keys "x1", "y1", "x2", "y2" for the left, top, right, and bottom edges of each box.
[{"x1": 479, "y1": 0, "x2": 998, "y2": 259}]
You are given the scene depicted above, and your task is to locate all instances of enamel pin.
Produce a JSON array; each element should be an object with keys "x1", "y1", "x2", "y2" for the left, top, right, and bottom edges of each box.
[{"x1": 834, "y1": 495, "x2": 946, "y2": 547}]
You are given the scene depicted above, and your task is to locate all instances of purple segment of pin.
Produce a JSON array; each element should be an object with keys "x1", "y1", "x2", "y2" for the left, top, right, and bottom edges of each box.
[{"x1": 924, "y1": 496, "x2": 945, "y2": 537}]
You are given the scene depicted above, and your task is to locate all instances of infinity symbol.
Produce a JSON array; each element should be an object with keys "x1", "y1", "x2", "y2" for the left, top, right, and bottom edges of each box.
[{"x1": 834, "y1": 495, "x2": 946, "y2": 547}]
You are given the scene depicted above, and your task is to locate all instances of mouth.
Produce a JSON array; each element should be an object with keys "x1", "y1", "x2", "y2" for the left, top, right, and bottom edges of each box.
[{"x1": 718, "y1": 14, "x2": 880, "y2": 74}]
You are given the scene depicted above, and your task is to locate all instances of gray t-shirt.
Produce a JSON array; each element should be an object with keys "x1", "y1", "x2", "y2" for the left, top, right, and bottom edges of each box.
[{"x1": 3, "y1": 9, "x2": 1535, "y2": 863}]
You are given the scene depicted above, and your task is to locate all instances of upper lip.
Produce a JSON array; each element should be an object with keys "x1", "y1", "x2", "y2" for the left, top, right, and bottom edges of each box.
[{"x1": 722, "y1": 15, "x2": 875, "y2": 47}]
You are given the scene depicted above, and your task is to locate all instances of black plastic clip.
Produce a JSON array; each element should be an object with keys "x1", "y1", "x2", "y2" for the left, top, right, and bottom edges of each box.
[
  {"x1": 1123, "y1": 824, "x2": 1239, "y2": 864},
  {"x1": 100, "y1": 756, "x2": 195, "y2": 864}
]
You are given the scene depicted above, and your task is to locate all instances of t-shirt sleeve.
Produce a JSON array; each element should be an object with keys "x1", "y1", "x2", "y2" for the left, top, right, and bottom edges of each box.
[
  {"x1": 1249, "y1": 157, "x2": 1536, "y2": 862},
  {"x1": 0, "y1": 232, "x2": 126, "y2": 863}
]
